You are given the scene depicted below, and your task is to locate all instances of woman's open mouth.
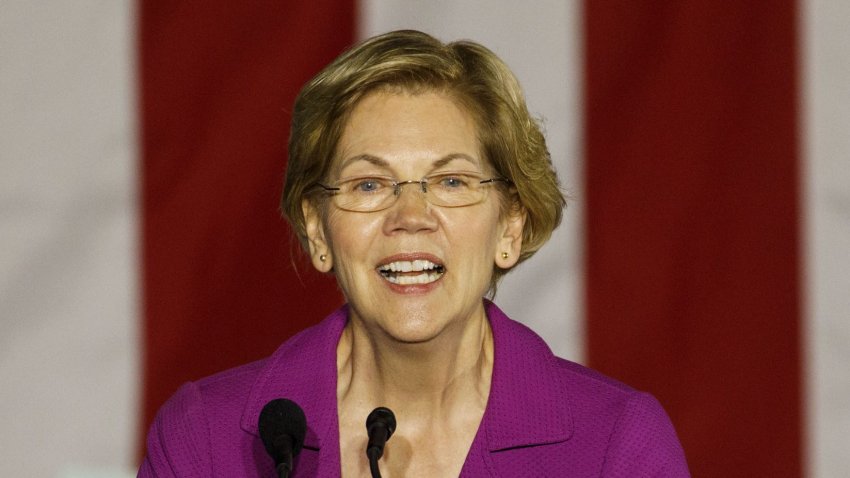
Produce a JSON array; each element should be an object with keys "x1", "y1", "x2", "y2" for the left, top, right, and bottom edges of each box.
[{"x1": 377, "y1": 259, "x2": 445, "y2": 285}]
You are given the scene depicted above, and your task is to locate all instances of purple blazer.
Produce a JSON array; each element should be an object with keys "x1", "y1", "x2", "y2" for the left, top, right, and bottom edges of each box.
[{"x1": 139, "y1": 301, "x2": 690, "y2": 477}]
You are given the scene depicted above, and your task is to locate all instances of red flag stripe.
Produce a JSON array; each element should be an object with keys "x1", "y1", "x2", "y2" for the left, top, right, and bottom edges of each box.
[
  {"x1": 139, "y1": 0, "x2": 353, "y2": 447},
  {"x1": 584, "y1": 3, "x2": 802, "y2": 477}
]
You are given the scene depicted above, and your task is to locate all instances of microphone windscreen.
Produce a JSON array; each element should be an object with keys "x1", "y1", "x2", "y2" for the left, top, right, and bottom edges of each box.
[
  {"x1": 366, "y1": 406, "x2": 397, "y2": 438},
  {"x1": 258, "y1": 398, "x2": 307, "y2": 459}
]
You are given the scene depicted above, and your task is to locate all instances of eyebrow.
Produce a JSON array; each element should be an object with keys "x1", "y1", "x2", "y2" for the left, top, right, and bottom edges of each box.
[{"x1": 337, "y1": 153, "x2": 481, "y2": 172}]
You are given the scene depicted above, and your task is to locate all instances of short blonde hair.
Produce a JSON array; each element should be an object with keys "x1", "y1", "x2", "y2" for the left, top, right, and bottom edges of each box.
[{"x1": 282, "y1": 30, "x2": 565, "y2": 286}]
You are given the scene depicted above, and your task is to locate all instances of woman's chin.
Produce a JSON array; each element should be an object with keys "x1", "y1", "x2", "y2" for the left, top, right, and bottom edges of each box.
[
  {"x1": 381, "y1": 316, "x2": 445, "y2": 345},
  {"x1": 347, "y1": 288, "x2": 485, "y2": 345}
]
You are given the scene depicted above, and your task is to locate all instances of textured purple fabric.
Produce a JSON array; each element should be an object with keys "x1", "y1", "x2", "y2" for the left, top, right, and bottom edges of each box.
[{"x1": 139, "y1": 301, "x2": 690, "y2": 477}]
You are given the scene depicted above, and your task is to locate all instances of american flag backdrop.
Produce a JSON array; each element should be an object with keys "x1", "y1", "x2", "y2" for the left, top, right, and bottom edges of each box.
[{"x1": 1, "y1": 1, "x2": 848, "y2": 477}]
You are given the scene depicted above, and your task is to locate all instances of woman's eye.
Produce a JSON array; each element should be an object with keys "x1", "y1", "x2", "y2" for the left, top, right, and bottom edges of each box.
[
  {"x1": 354, "y1": 179, "x2": 382, "y2": 192},
  {"x1": 439, "y1": 176, "x2": 470, "y2": 188}
]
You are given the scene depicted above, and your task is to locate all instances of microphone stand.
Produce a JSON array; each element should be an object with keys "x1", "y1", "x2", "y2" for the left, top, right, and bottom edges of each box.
[
  {"x1": 368, "y1": 450, "x2": 383, "y2": 478},
  {"x1": 273, "y1": 435, "x2": 295, "y2": 478}
]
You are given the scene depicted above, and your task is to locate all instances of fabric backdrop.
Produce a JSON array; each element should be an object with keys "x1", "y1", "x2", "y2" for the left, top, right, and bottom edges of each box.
[{"x1": 1, "y1": 1, "x2": 848, "y2": 476}]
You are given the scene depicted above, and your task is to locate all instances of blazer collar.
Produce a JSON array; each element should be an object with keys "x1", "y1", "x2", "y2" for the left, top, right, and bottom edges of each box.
[
  {"x1": 238, "y1": 301, "x2": 574, "y2": 453},
  {"x1": 482, "y1": 300, "x2": 574, "y2": 451},
  {"x1": 239, "y1": 305, "x2": 348, "y2": 450}
]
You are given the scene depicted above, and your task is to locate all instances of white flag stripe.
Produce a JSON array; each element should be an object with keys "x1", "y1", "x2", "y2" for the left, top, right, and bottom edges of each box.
[
  {"x1": 0, "y1": 1, "x2": 138, "y2": 476},
  {"x1": 359, "y1": 0, "x2": 585, "y2": 362},
  {"x1": 802, "y1": 1, "x2": 850, "y2": 476}
]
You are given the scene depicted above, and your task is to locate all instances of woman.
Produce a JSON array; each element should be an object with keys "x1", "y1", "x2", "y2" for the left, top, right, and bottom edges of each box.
[{"x1": 139, "y1": 30, "x2": 689, "y2": 477}]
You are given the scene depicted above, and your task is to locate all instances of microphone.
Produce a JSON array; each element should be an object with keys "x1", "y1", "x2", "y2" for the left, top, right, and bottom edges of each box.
[
  {"x1": 365, "y1": 407, "x2": 396, "y2": 478},
  {"x1": 258, "y1": 398, "x2": 307, "y2": 478}
]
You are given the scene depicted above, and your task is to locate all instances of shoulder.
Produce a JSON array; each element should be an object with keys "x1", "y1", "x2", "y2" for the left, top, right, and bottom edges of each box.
[
  {"x1": 138, "y1": 359, "x2": 268, "y2": 477},
  {"x1": 550, "y1": 349, "x2": 689, "y2": 475},
  {"x1": 598, "y1": 388, "x2": 691, "y2": 477},
  {"x1": 484, "y1": 301, "x2": 690, "y2": 476},
  {"x1": 552, "y1": 358, "x2": 691, "y2": 476},
  {"x1": 138, "y1": 308, "x2": 347, "y2": 477}
]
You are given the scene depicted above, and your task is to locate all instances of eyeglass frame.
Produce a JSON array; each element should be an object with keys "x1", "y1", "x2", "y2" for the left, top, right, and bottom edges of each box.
[{"x1": 314, "y1": 172, "x2": 511, "y2": 212}]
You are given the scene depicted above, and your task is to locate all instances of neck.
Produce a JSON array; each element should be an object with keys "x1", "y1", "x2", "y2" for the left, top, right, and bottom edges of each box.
[{"x1": 336, "y1": 304, "x2": 494, "y2": 419}]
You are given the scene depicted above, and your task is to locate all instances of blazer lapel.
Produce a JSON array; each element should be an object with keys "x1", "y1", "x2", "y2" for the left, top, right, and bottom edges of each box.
[
  {"x1": 482, "y1": 300, "x2": 574, "y2": 452},
  {"x1": 239, "y1": 306, "x2": 349, "y2": 476}
]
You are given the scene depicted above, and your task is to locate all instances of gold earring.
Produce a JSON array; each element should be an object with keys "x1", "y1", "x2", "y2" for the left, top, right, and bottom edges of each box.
[
  {"x1": 320, "y1": 254, "x2": 327, "y2": 262},
  {"x1": 501, "y1": 252, "x2": 509, "y2": 260}
]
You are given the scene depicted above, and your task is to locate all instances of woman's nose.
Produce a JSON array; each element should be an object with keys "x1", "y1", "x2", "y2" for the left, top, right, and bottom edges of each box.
[{"x1": 383, "y1": 181, "x2": 438, "y2": 234}]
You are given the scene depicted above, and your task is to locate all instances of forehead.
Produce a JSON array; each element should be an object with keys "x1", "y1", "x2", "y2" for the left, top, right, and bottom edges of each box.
[{"x1": 334, "y1": 90, "x2": 484, "y2": 173}]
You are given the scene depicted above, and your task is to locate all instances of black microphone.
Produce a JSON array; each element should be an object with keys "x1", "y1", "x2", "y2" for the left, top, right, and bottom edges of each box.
[
  {"x1": 365, "y1": 407, "x2": 396, "y2": 478},
  {"x1": 258, "y1": 398, "x2": 307, "y2": 478}
]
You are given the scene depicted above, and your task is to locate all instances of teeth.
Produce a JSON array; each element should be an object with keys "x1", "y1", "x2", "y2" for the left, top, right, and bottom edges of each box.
[
  {"x1": 384, "y1": 271, "x2": 443, "y2": 285},
  {"x1": 378, "y1": 259, "x2": 445, "y2": 285},
  {"x1": 378, "y1": 260, "x2": 441, "y2": 273}
]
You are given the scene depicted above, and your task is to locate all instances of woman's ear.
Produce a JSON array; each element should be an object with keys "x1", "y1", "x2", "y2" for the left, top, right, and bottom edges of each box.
[
  {"x1": 302, "y1": 199, "x2": 333, "y2": 272},
  {"x1": 495, "y1": 203, "x2": 526, "y2": 269}
]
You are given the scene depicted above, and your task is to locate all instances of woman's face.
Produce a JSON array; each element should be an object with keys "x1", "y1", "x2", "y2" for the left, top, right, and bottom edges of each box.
[{"x1": 303, "y1": 90, "x2": 524, "y2": 343}]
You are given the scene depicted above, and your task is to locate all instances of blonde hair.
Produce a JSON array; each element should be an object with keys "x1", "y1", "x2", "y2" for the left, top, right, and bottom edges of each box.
[{"x1": 282, "y1": 30, "x2": 565, "y2": 287}]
